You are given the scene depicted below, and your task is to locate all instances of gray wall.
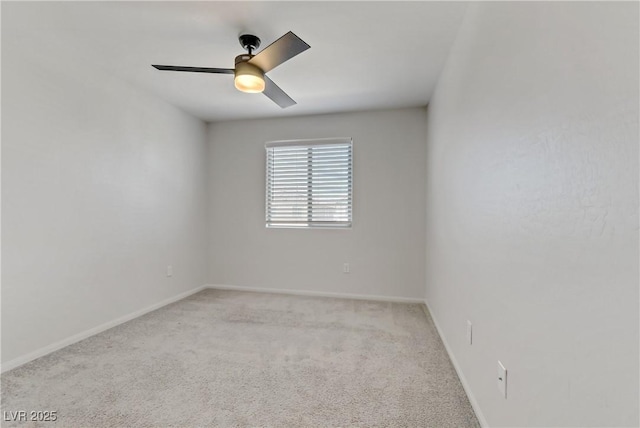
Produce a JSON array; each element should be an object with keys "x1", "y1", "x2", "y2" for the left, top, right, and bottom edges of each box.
[
  {"x1": 2, "y1": 14, "x2": 210, "y2": 365},
  {"x1": 207, "y1": 108, "x2": 427, "y2": 299},
  {"x1": 424, "y1": 2, "x2": 639, "y2": 426}
]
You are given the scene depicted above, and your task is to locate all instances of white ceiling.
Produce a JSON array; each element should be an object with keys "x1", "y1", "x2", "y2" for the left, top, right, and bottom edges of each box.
[{"x1": 3, "y1": 1, "x2": 468, "y2": 122}]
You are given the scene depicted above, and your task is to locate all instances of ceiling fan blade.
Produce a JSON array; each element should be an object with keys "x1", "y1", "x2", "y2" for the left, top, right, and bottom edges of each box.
[
  {"x1": 152, "y1": 65, "x2": 234, "y2": 74},
  {"x1": 248, "y1": 31, "x2": 310, "y2": 73},
  {"x1": 263, "y1": 76, "x2": 296, "y2": 108}
]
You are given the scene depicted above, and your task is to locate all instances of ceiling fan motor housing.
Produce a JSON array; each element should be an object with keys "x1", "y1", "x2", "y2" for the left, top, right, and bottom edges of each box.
[
  {"x1": 234, "y1": 54, "x2": 264, "y2": 75},
  {"x1": 235, "y1": 54, "x2": 253, "y2": 65},
  {"x1": 234, "y1": 54, "x2": 265, "y2": 93}
]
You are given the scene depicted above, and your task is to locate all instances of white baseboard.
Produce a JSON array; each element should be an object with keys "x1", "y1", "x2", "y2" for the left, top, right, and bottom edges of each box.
[
  {"x1": 421, "y1": 300, "x2": 489, "y2": 428},
  {"x1": 207, "y1": 284, "x2": 425, "y2": 304},
  {"x1": 1, "y1": 285, "x2": 209, "y2": 373}
]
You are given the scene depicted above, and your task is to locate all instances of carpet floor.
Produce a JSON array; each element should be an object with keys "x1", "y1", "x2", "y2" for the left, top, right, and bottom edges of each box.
[{"x1": 1, "y1": 289, "x2": 479, "y2": 427}]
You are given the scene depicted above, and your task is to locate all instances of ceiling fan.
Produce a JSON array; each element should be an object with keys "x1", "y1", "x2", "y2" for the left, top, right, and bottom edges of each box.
[{"x1": 152, "y1": 31, "x2": 310, "y2": 109}]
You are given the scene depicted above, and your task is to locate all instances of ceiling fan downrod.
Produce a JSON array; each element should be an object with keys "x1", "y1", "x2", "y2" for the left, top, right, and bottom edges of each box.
[{"x1": 239, "y1": 34, "x2": 261, "y2": 56}]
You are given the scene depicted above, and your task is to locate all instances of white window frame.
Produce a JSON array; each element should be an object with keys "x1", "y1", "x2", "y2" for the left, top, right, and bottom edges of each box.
[{"x1": 265, "y1": 137, "x2": 353, "y2": 229}]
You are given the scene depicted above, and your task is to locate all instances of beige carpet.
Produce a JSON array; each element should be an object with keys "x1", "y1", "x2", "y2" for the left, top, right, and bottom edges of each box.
[{"x1": 1, "y1": 289, "x2": 479, "y2": 427}]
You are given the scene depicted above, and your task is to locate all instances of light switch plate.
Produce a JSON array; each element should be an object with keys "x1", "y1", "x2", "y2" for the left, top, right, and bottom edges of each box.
[
  {"x1": 497, "y1": 360, "x2": 507, "y2": 398},
  {"x1": 467, "y1": 320, "x2": 473, "y2": 345}
]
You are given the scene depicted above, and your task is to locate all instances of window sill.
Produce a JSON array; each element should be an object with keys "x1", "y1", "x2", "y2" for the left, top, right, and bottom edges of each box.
[{"x1": 266, "y1": 223, "x2": 352, "y2": 230}]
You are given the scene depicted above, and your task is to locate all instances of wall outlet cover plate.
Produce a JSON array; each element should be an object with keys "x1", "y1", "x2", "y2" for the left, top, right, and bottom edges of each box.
[{"x1": 497, "y1": 360, "x2": 507, "y2": 398}]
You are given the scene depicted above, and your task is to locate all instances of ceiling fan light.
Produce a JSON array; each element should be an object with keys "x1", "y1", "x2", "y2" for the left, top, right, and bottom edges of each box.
[{"x1": 234, "y1": 62, "x2": 265, "y2": 93}]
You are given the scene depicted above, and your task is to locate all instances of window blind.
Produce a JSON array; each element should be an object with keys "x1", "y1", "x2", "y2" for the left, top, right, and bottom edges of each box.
[{"x1": 265, "y1": 138, "x2": 353, "y2": 228}]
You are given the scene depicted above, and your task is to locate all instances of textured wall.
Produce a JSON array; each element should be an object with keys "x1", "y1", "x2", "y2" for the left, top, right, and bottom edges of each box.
[
  {"x1": 424, "y1": 2, "x2": 639, "y2": 426},
  {"x1": 208, "y1": 108, "x2": 427, "y2": 299},
  {"x1": 2, "y1": 7, "x2": 209, "y2": 364}
]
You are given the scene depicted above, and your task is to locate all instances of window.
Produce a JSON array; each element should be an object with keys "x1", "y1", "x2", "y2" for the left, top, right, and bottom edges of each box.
[{"x1": 266, "y1": 138, "x2": 353, "y2": 228}]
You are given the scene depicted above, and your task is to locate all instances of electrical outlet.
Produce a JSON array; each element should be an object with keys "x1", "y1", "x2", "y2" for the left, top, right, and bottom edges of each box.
[
  {"x1": 467, "y1": 320, "x2": 473, "y2": 345},
  {"x1": 497, "y1": 361, "x2": 507, "y2": 398},
  {"x1": 167, "y1": 265, "x2": 173, "y2": 277},
  {"x1": 343, "y1": 263, "x2": 350, "y2": 274}
]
